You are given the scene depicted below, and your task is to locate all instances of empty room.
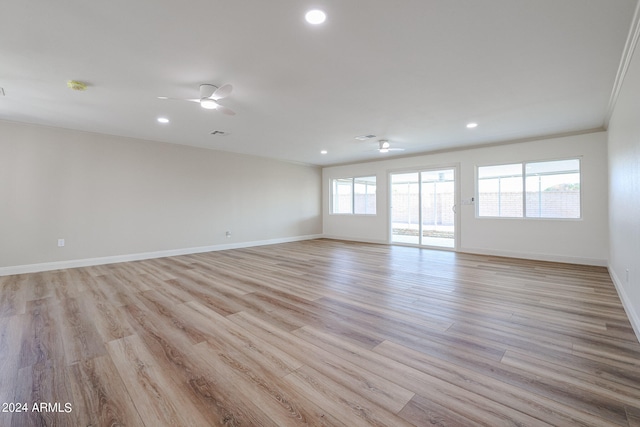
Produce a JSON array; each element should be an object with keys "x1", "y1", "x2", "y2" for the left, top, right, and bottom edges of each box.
[{"x1": 1, "y1": 1, "x2": 640, "y2": 426}]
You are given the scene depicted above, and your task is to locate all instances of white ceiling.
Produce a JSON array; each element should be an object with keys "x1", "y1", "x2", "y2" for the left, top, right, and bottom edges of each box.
[{"x1": 1, "y1": 0, "x2": 637, "y2": 166}]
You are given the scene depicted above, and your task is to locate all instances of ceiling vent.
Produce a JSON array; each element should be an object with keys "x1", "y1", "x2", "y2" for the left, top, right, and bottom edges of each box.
[
  {"x1": 355, "y1": 134, "x2": 376, "y2": 141},
  {"x1": 210, "y1": 130, "x2": 230, "y2": 136}
]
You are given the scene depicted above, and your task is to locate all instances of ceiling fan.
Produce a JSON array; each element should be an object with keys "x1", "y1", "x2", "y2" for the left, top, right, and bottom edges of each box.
[
  {"x1": 377, "y1": 139, "x2": 404, "y2": 153},
  {"x1": 159, "y1": 83, "x2": 236, "y2": 115}
]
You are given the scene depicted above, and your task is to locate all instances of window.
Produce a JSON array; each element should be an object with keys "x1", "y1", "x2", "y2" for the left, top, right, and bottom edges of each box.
[
  {"x1": 525, "y1": 159, "x2": 580, "y2": 218},
  {"x1": 331, "y1": 176, "x2": 376, "y2": 214},
  {"x1": 478, "y1": 158, "x2": 580, "y2": 219},
  {"x1": 332, "y1": 178, "x2": 353, "y2": 214},
  {"x1": 477, "y1": 163, "x2": 523, "y2": 217}
]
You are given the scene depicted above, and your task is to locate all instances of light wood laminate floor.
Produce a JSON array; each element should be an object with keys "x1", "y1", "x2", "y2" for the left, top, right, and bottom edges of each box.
[{"x1": 1, "y1": 239, "x2": 639, "y2": 426}]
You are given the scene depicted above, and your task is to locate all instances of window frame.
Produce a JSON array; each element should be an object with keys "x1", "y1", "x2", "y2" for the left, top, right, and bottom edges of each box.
[
  {"x1": 330, "y1": 175, "x2": 377, "y2": 215},
  {"x1": 476, "y1": 157, "x2": 582, "y2": 220}
]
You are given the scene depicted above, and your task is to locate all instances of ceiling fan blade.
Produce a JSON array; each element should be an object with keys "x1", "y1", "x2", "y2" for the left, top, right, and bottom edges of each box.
[
  {"x1": 217, "y1": 105, "x2": 236, "y2": 116},
  {"x1": 378, "y1": 147, "x2": 404, "y2": 153},
  {"x1": 157, "y1": 96, "x2": 200, "y2": 103},
  {"x1": 211, "y1": 84, "x2": 232, "y2": 100}
]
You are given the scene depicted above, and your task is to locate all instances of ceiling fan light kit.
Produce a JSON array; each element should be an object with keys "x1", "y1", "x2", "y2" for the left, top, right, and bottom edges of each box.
[
  {"x1": 159, "y1": 83, "x2": 235, "y2": 115},
  {"x1": 199, "y1": 98, "x2": 219, "y2": 109},
  {"x1": 377, "y1": 139, "x2": 404, "y2": 153},
  {"x1": 198, "y1": 83, "x2": 232, "y2": 112}
]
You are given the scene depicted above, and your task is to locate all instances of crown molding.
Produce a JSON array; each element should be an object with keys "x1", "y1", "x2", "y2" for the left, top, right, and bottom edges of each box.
[{"x1": 604, "y1": 0, "x2": 640, "y2": 129}]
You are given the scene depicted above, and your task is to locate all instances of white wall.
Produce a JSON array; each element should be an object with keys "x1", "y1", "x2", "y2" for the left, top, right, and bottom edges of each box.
[
  {"x1": 0, "y1": 121, "x2": 322, "y2": 273},
  {"x1": 608, "y1": 32, "x2": 640, "y2": 340},
  {"x1": 323, "y1": 132, "x2": 609, "y2": 266}
]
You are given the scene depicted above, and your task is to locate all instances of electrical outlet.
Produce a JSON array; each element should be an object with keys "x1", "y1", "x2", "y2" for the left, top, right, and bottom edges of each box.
[
  {"x1": 57, "y1": 238, "x2": 65, "y2": 247},
  {"x1": 225, "y1": 231, "x2": 231, "y2": 238}
]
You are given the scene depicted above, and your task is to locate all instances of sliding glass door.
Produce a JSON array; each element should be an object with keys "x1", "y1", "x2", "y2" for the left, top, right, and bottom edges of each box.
[{"x1": 391, "y1": 168, "x2": 456, "y2": 249}]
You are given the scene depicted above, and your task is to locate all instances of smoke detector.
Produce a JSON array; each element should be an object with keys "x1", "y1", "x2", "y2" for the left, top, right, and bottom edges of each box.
[{"x1": 67, "y1": 80, "x2": 88, "y2": 91}]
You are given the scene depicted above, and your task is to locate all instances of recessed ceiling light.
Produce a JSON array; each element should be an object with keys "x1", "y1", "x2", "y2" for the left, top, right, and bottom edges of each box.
[
  {"x1": 320, "y1": 150, "x2": 328, "y2": 154},
  {"x1": 157, "y1": 117, "x2": 169, "y2": 124},
  {"x1": 466, "y1": 122, "x2": 478, "y2": 128},
  {"x1": 305, "y1": 9, "x2": 326, "y2": 25}
]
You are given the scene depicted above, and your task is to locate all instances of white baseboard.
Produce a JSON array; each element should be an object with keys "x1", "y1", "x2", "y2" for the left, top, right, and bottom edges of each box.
[
  {"x1": 322, "y1": 235, "x2": 389, "y2": 245},
  {"x1": 608, "y1": 265, "x2": 640, "y2": 344},
  {"x1": 0, "y1": 234, "x2": 324, "y2": 277},
  {"x1": 321, "y1": 239, "x2": 608, "y2": 266},
  {"x1": 459, "y1": 246, "x2": 608, "y2": 267}
]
